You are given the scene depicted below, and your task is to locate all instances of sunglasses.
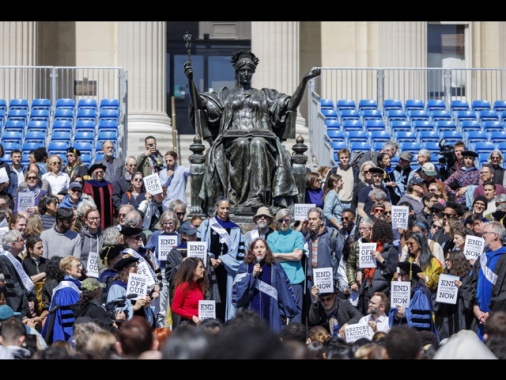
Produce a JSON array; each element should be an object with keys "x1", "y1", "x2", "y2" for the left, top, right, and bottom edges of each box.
[
  {"x1": 432, "y1": 224, "x2": 442, "y2": 229},
  {"x1": 176, "y1": 212, "x2": 186, "y2": 216},
  {"x1": 320, "y1": 296, "x2": 334, "y2": 302},
  {"x1": 342, "y1": 217, "x2": 351, "y2": 221},
  {"x1": 443, "y1": 212, "x2": 457, "y2": 218},
  {"x1": 70, "y1": 188, "x2": 82, "y2": 193},
  {"x1": 277, "y1": 218, "x2": 291, "y2": 224},
  {"x1": 373, "y1": 208, "x2": 385, "y2": 213},
  {"x1": 27, "y1": 176, "x2": 37, "y2": 180}
]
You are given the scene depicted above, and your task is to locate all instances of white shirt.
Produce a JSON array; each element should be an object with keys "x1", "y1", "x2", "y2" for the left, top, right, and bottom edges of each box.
[
  {"x1": 357, "y1": 313, "x2": 391, "y2": 333},
  {"x1": 41, "y1": 171, "x2": 70, "y2": 196}
]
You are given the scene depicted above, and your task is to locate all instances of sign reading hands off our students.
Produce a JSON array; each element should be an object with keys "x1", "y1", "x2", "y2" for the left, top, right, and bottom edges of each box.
[
  {"x1": 143, "y1": 174, "x2": 163, "y2": 195},
  {"x1": 127, "y1": 273, "x2": 148, "y2": 300},
  {"x1": 358, "y1": 242, "x2": 377, "y2": 269},
  {"x1": 391, "y1": 206, "x2": 409, "y2": 230}
]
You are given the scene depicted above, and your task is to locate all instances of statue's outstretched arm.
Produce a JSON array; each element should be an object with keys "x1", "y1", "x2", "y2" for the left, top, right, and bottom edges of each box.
[
  {"x1": 287, "y1": 67, "x2": 321, "y2": 111},
  {"x1": 184, "y1": 61, "x2": 205, "y2": 110}
]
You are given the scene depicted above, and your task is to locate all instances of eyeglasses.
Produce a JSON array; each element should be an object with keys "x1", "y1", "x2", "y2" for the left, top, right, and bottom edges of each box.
[
  {"x1": 320, "y1": 296, "x2": 334, "y2": 303},
  {"x1": 443, "y1": 212, "x2": 457, "y2": 218},
  {"x1": 27, "y1": 176, "x2": 37, "y2": 180},
  {"x1": 277, "y1": 218, "x2": 291, "y2": 224},
  {"x1": 363, "y1": 170, "x2": 370, "y2": 174},
  {"x1": 373, "y1": 208, "x2": 385, "y2": 213},
  {"x1": 483, "y1": 231, "x2": 497, "y2": 236},
  {"x1": 51, "y1": 162, "x2": 61, "y2": 166},
  {"x1": 431, "y1": 224, "x2": 442, "y2": 229},
  {"x1": 70, "y1": 188, "x2": 82, "y2": 193}
]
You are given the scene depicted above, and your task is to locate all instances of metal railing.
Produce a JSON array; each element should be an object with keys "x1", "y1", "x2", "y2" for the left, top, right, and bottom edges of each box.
[{"x1": 307, "y1": 67, "x2": 506, "y2": 167}]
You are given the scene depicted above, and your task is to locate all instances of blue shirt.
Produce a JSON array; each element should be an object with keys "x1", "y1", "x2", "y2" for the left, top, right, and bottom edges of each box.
[{"x1": 267, "y1": 228, "x2": 306, "y2": 284}]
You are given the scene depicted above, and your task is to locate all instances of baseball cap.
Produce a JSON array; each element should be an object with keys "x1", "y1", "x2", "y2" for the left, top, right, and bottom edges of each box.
[
  {"x1": 0, "y1": 305, "x2": 21, "y2": 321},
  {"x1": 69, "y1": 181, "x2": 82, "y2": 190},
  {"x1": 81, "y1": 278, "x2": 106, "y2": 291},
  {"x1": 180, "y1": 221, "x2": 198, "y2": 236},
  {"x1": 422, "y1": 163, "x2": 437, "y2": 176}
]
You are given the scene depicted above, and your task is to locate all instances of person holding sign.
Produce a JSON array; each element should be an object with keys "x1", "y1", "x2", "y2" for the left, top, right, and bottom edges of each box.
[
  {"x1": 307, "y1": 285, "x2": 363, "y2": 338},
  {"x1": 121, "y1": 171, "x2": 147, "y2": 210},
  {"x1": 171, "y1": 257, "x2": 208, "y2": 327},
  {"x1": 107, "y1": 254, "x2": 151, "y2": 322},
  {"x1": 83, "y1": 163, "x2": 115, "y2": 230},
  {"x1": 14, "y1": 169, "x2": 49, "y2": 215},
  {"x1": 469, "y1": 221, "x2": 506, "y2": 340},
  {"x1": 434, "y1": 250, "x2": 477, "y2": 340},
  {"x1": 389, "y1": 261, "x2": 438, "y2": 336},
  {"x1": 232, "y1": 238, "x2": 298, "y2": 333},
  {"x1": 403, "y1": 231, "x2": 443, "y2": 293},
  {"x1": 198, "y1": 197, "x2": 245, "y2": 322},
  {"x1": 358, "y1": 218, "x2": 399, "y2": 315}
]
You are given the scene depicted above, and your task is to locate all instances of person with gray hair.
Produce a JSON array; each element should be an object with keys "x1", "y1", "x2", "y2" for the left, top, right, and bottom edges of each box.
[
  {"x1": 266, "y1": 208, "x2": 306, "y2": 323},
  {"x1": 408, "y1": 148, "x2": 441, "y2": 184},
  {"x1": 112, "y1": 156, "x2": 138, "y2": 213},
  {"x1": 356, "y1": 139, "x2": 399, "y2": 168},
  {"x1": 0, "y1": 229, "x2": 33, "y2": 318},
  {"x1": 346, "y1": 218, "x2": 374, "y2": 302},
  {"x1": 94, "y1": 140, "x2": 124, "y2": 185},
  {"x1": 487, "y1": 149, "x2": 505, "y2": 186}
]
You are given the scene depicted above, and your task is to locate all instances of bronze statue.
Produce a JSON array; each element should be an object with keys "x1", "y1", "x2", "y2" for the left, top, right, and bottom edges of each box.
[{"x1": 184, "y1": 50, "x2": 320, "y2": 215}]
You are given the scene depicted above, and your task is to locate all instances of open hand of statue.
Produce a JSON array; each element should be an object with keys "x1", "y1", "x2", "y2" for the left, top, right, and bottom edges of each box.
[
  {"x1": 305, "y1": 67, "x2": 321, "y2": 80},
  {"x1": 184, "y1": 61, "x2": 193, "y2": 79}
]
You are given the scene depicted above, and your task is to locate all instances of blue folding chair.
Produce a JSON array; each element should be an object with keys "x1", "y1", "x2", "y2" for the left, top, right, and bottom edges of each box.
[
  {"x1": 441, "y1": 130, "x2": 464, "y2": 145},
  {"x1": 386, "y1": 110, "x2": 408, "y2": 124},
  {"x1": 369, "y1": 130, "x2": 390, "y2": 144},
  {"x1": 51, "y1": 120, "x2": 73, "y2": 134},
  {"x1": 430, "y1": 110, "x2": 452, "y2": 123},
  {"x1": 465, "y1": 130, "x2": 489, "y2": 145},
  {"x1": 450, "y1": 100, "x2": 470, "y2": 112},
  {"x1": 346, "y1": 130, "x2": 370, "y2": 144},
  {"x1": 362, "y1": 110, "x2": 384, "y2": 124},
  {"x1": 53, "y1": 108, "x2": 75, "y2": 123},
  {"x1": 412, "y1": 121, "x2": 435, "y2": 134},
  {"x1": 336, "y1": 99, "x2": 356, "y2": 112},
  {"x1": 489, "y1": 130, "x2": 506, "y2": 144},
  {"x1": 77, "y1": 98, "x2": 98, "y2": 112},
  {"x1": 399, "y1": 141, "x2": 422, "y2": 155},
  {"x1": 460, "y1": 120, "x2": 481, "y2": 133},
  {"x1": 404, "y1": 99, "x2": 425, "y2": 112},
  {"x1": 327, "y1": 129, "x2": 346, "y2": 142},
  {"x1": 417, "y1": 131, "x2": 440, "y2": 143},
  {"x1": 408, "y1": 110, "x2": 430, "y2": 124},
  {"x1": 339, "y1": 109, "x2": 361, "y2": 123},
  {"x1": 29, "y1": 109, "x2": 50, "y2": 124},
  {"x1": 482, "y1": 121, "x2": 503, "y2": 134},
  {"x1": 426, "y1": 99, "x2": 446, "y2": 112},
  {"x1": 394, "y1": 131, "x2": 417, "y2": 144},
  {"x1": 471, "y1": 99, "x2": 491, "y2": 112},
  {"x1": 99, "y1": 98, "x2": 120, "y2": 111},
  {"x1": 72, "y1": 140, "x2": 94, "y2": 155},
  {"x1": 9, "y1": 98, "x2": 29, "y2": 112},
  {"x1": 6, "y1": 109, "x2": 28, "y2": 125},
  {"x1": 76, "y1": 108, "x2": 97, "y2": 123},
  {"x1": 389, "y1": 121, "x2": 412, "y2": 134},
  {"x1": 26, "y1": 120, "x2": 49, "y2": 135},
  {"x1": 478, "y1": 110, "x2": 500, "y2": 123},
  {"x1": 383, "y1": 99, "x2": 403, "y2": 112},
  {"x1": 435, "y1": 120, "x2": 457, "y2": 133},
  {"x1": 364, "y1": 119, "x2": 386, "y2": 131},
  {"x1": 325, "y1": 119, "x2": 340, "y2": 130},
  {"x1": 493, "y1": 100, "x2": 506, "y2": 113},
  {"x1": 472, "y1": 141, "x2": 496, "y2": 154},
  {"x1": 1, "y1": 131, "x2": 22, "y2": 145},
  {"x1": 31, "y1": 98, "x2": 51, "y2": 112},
  {"x1": 321, "y1": 108, "x2": 338, "y2": 120},
  {"x1": 73, "y1": 130, "x2": 95, "y2": 145},
  {"x1": 358, "y1": 99, "x2": 378, "y2": 112},
  {"x1": 342, "y1": 119, "x2": 364, "y2": 132},
  {"x1": 24, "y1": 131, "x2": 46, "y2": 145},
  {"x1": 55, "y1": 98, "x2": 76, "y2": 111}
]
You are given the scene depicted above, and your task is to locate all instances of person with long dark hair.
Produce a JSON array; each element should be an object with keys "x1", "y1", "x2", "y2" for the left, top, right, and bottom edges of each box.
[
  {"x1": 232, "y1": 238, "x2": 298, "y2": 332},
  {"x1": 171, "y1": 257, "x2": 209, "y2": 327},
  {"x1": 358, "y1": 218, "x2": 398, "y2": 315}
]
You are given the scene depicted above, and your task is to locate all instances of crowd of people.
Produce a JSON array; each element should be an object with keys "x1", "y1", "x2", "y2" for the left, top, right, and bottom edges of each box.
[{"x1": 2, "y1": 127, "x2": 506, "y2": 359}]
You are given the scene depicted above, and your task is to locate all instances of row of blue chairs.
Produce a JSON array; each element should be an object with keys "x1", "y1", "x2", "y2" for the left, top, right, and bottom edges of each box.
[
  {"x1": 320, "y1": 98, "x2": 506, "y2": 114},
  {"x1": 0, "y1": 98, "x2": 120, "y2": 115}
]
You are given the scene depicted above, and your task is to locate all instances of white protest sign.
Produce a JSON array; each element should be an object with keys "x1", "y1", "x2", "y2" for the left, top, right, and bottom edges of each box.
[
  {"x1": 188, "y1": 241, "x2": 208, "y2": 267},
  {"x1": 294, "y1": 203, "x2": 315, "y2": 221},
  {"x1": 158, "y1": 235, "x2": 179, "y2": 262},
  {"x1": 0, "y1": 167, "x2": 8, "y2": 184},
  {"x1": 199, "y1": 300, "x2": 216, "y2": 320},
  {"x1": 358, "y1": 242, "x2": 377, "y2": 269},
  {"x1": 136, "y1": 261, "x2": 156, "y2": 287},
  {"x1": 391, "y1": 206, "x2": 409, "y2": 230},
  {"x1": 143, "y1": 173, "x2": 163, "y2": 195},
  {"x1": 436, "y1": 274, "x2": 459, "y2": 305},
  {"x1": 86, "y1": 251, "x2": 99, "y2": 278},
  {"x1": 313, "y1": 267, "x2": 334, "y2": 293},
  {"x1": 390, "y1": 280, "x2": 411, "y2": 308},
  {"x1": 344, "y1": 323, "x2": 374, "y2": 343},
  {"x1": 463, "y1": 235, "x2": 485, "y2": 262},
  {"x1": 127, "y1": 273, "x2": 149, "y2": 300},
  {"x1": 17, "y1": 192, "x2": 35, "y2": 212}
]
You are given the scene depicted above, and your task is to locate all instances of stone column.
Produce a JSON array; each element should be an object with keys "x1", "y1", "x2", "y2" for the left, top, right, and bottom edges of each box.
[
  {"x1": 117, "y1": 22, "x2": 171, "y2": 154},
  {"x1": 251, "y1": 22, "x2": 308, "y2": 144},
  {"x1": 0, "y1": 21, "x2": 37, "y2": 96}
]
